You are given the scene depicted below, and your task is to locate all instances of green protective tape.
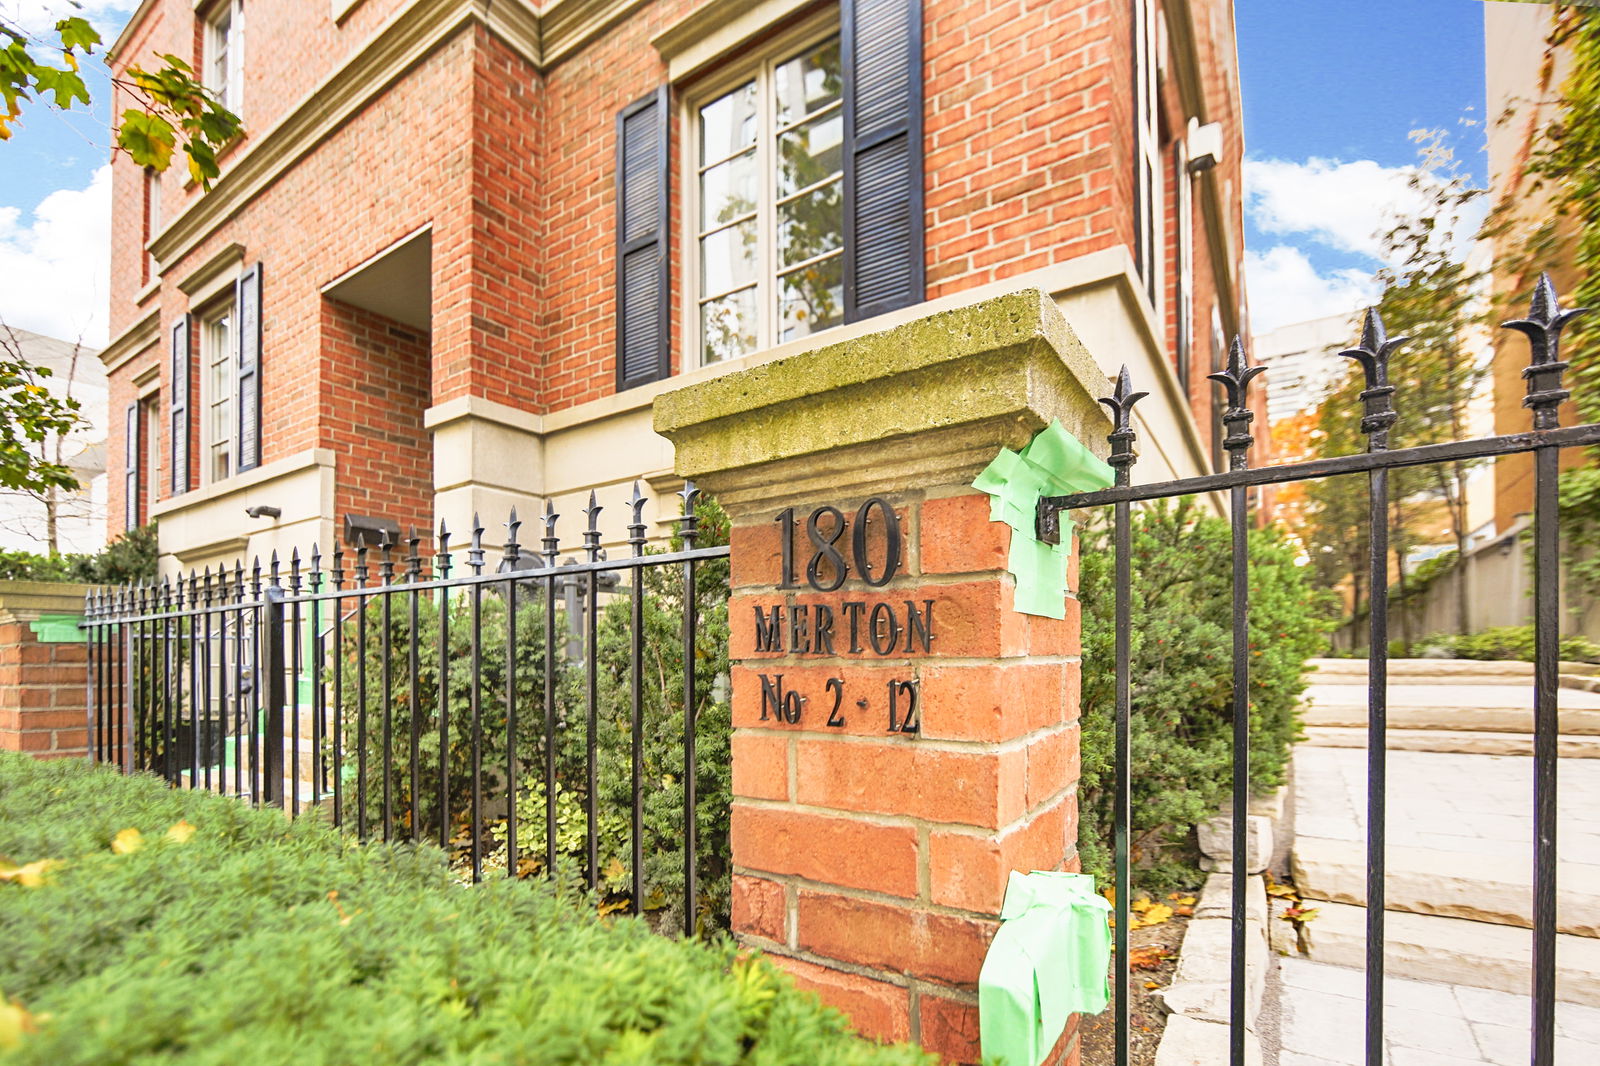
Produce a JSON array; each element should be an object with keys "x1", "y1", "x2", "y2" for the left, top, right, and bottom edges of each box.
[
  {"x1": 972, "y1": 420, "x2": 1113, "y2": 619},
  {"x1": 979, "y1": 871, "x2": 1113, "y2": 1066},
  {"x1": 30, "y1": 613, "x2": 86, "y2": 643}
]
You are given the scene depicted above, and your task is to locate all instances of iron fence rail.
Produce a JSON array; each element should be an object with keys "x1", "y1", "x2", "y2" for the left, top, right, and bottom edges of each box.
[
  {"x1": 84, "y1": 484, "x2": 728, "y2": 937},
  {"x1": 1038, "y1": 273, "x2": 1585, "y2": 1066}
]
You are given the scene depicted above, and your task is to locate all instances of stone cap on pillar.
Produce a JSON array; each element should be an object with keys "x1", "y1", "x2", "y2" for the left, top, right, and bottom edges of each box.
[
  {"x1": 653, "y1": 289, "x2": 1113, "y2": 510},
  {"x1": 0, "y1": 580, "x2": 98, "y2": 624}
]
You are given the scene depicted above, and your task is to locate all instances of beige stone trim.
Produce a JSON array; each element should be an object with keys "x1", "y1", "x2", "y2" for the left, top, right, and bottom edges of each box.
[
  {"x1": 541, "y1": 0, "x2": 651, "y2": 66},
  {"x1": 0, "y1": 581, "x2": 99, "y2": 623},
  {"x1": 152, "y1": 447, "x2": 334, "y2": 517},
  {"x1": 652, "y1": 0, "x2": 821, "y2": 81},
  {"x1": 422, "y1": 394, "x2": 544, "y2": 434},
  {"x1": 176, "y1": 241, "x2": 245, "y2": 303},
  {"x1": 108, "y1": 0, "x2": 159, "y2": 63},
  {"x1": 333, "y1": 0, "x2": 367, "y2": 23},
  {"x1": 134, "y1": 364, "x2": 161, "y2": 392},
  {"x1": 99, "y1": 311, "x2": 161, "y2": 374},
  {"x1": 134, "y1": 278, "x2": 161, "y2": 306}
]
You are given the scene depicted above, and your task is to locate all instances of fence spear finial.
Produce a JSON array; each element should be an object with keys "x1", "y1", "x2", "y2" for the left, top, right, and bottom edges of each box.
[
  {"x1": 1100, "y1": 364, "x2": 1149, "y2": 485},
  {"x1": 1505, "y1": 272, "x2": 1587, "y2": 430},
  {"x1": 542, "y1": 500, "x2": 560, "y2": 566},
  {"x1": 1339, "y1": 306, "x2": 1408, "y2": 450},
  {"x1": 1207, "y1": 335, "x2": 1267, "y2": 470}
]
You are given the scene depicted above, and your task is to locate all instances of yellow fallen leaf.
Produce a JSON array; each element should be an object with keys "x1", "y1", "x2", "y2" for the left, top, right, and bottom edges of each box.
[
  {"x1": 111, "y1": 828, "x2": 144, "y2": 855},
  {"x1": 0, "y1": 997, "x2": 41, "y2": 1050},
  {"x1": 1130, "y1": 897, "x2": 1152, "y2": 914},
  {"x1": 1144, "y1": 981, "x2": 1160, "y2": 990},
  {"x1": 1140, "y1": 903, "x2": 1174, "y2": 926},
  {"x1": 0, "y1": 859, "x2": 60, "y2": 888},
  {"x1": 165, "y1": 820, "x2": 196, "y2": 844},
  {"x1": 1174, "y1": 896, "x2": 1197, "y2": 906}
]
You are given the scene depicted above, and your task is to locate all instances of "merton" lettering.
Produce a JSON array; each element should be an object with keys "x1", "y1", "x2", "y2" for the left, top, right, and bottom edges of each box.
[{"x1": 751, "y1": 600, "x2": 935, "y2": 656}]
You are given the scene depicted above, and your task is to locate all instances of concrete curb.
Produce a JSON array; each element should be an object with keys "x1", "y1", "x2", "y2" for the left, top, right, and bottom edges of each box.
[{"x1": 1152, "y1": 871, "x2": 1268, "y2": 1066}]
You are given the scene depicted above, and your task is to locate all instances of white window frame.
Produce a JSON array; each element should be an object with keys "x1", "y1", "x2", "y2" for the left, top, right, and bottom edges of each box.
[
  {"x1": 1134, "y1": 0, "x2": 1162, "y2": 317},
  {"x1": 140, "y1": 391, "x2": 161, "y2": 518},
  {"x1": 200, "y1": 300, "x2": 236, "y2": 486},
  {"x1": 681, "y1": 12, "x2": 843, "y2": 371},
  {"x1": 204, "y1": 0, "x2": 245, "y2": 115}
]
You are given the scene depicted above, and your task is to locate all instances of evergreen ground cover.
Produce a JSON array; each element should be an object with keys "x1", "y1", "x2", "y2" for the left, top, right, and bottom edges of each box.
[{"x1": 0, "y1": 753, "x2": 930, "y2": 1066}]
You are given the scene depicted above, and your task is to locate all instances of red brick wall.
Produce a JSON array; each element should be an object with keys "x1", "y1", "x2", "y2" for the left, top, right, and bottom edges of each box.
[
  {"x1": 104, "y1": 0, "x2": 1250, "y2": 536},
  {"x1": 0, "y1": 621, "x2": 88, "y2": 760},
  {"x1": 321, "y1": 300, "x2": 434, "y2": 538}
]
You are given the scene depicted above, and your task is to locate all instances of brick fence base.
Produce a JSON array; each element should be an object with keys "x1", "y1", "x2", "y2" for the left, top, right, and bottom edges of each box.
[{"x1": 0, "y1": 581, "x2": 96, "y2": 760}]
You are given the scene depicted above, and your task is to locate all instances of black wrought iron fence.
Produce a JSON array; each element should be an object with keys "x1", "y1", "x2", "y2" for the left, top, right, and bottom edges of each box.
[
  {"x1": 1037, "y1": 274, "x2": 1590, "y2": 1066},
  {"x1": 83, "y1": 484, "x2": 730, "y2": 935}
]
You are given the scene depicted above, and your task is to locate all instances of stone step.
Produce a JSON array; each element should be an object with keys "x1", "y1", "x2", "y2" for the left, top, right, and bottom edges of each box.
[
  {"x1": 1300, "y1": 725, "x2": 1600, "y2": 757},
  {"x1": 1306, "y1": 657, "x2": 1600, "y2": 685},
  {"x1": 1299, "y1": 900, "x2": 1600, "y2": 1005},
  {"x1": 1292, "y1": 836, "x2": 1600, "y2": 937},
  {"x1": 1299, "y1": 701, "x2": 1600, "y2": 735}
]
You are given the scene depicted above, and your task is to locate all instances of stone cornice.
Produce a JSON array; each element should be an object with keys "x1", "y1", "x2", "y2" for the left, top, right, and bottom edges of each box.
[
  {"x1": 107, "y1": 0, "x2": 160, "y2": 63},
  {"x1": 540, "y1": 0, "x2": 651, "y2": 65},
  {"x1": 99, "y1": 310, "x2": 162, "y2": 374}
]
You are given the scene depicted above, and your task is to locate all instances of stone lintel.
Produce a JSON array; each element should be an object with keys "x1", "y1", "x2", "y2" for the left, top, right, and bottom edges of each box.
[{"x1": 653, "y1": 289, "x2": 1113, "y2": 507}]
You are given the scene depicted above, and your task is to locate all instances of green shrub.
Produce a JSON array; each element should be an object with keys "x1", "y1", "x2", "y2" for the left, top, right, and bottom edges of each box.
[
  {"x1": 338, "y1": 497, "x2": 733, "y2": 932},
  {"x1": 1077, "y1": 499, "x2": 1335, "y2": 892},
  {"x1": 1420, "y1": 624, "x2": 1600, "y2": 664},
  {"x1": 0, "y1": 524, "x2": 158, "y2": 585},
  {"x1": 0, "y1": 753, "x2": 930, "y2": 1066}
]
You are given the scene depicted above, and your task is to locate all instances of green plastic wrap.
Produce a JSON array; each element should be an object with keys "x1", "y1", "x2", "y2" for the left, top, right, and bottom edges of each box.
[
  {"x1": 972, "y1": 420, "x2": 1113, "y2": 618},
  {"x1": 978, "y1": 871, "x2": 1113, "y2": 1066}
]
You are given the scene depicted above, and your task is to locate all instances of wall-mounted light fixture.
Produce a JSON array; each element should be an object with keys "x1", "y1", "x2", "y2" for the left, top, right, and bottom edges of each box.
[
  {"x1": 1186, "y1": 118, "x2": 1223, "y2": 174},
  {"x1": 245, "y1": 505, "x2": 282, "y2": 519}
]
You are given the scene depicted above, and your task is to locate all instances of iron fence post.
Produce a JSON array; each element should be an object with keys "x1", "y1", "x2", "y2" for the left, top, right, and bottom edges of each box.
[{"x1": 261, "y1": 582, "x2": 286, "y2": 808}]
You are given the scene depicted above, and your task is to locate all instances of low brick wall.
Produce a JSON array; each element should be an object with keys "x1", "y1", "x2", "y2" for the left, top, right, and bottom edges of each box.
[{"x1": 0, "y1": 580, "x2": 97, "y2": 760}]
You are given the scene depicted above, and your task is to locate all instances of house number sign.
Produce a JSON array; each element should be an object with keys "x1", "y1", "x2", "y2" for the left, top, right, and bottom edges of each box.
[{"x1": 751, "y1": 497, "x2": 929, "y2": 735}]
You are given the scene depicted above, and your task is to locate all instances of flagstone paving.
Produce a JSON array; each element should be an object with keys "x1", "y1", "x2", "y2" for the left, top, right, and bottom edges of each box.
[
  {"x1": 1269, "y1": 663, "x2": 1600, "y2": 1065},
  {"x1": 1277, "y1": 956, "x2": 1600, "y2": 1066}
]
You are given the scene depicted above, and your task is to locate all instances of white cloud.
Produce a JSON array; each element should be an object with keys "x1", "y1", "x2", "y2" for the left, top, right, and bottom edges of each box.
[
  {"x1": 1244, "y1": 244, "x2": 1379, "y2": 336},
  {"x1": 0, "y1": 164, "x2": 112, "y2": 347},
  {"x1": 1, "y1": 1, "x2": 136, "y2": 37},
  {"x1": 1245, "y1": 156, "x2": 1425, "y2": 260},
  {"x1": 1245, "y1": 155, "x2": 1489, "y2": 268}
]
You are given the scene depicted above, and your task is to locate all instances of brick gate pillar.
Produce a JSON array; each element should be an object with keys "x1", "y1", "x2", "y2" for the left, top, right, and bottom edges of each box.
[
  {"x1": 0, "y1": 581, "x2": 95, "y2": 760},
  {"x1": 655, "y1": 291, "x2": 1112, "y2": 1064}
]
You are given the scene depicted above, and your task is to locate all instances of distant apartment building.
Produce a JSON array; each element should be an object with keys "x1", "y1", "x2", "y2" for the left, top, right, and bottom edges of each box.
[
  {"x1": 1254, "y1": 310, "x2": 1359, "y2": 427},
  {"x1": 99, "y1": 0, "x2": 1254, "y2": 572},
  {"x1": 0, "y1": 326, "x2": 107, "y2": 556}
]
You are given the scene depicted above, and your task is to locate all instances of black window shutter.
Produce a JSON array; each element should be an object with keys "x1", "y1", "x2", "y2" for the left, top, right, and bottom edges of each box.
[
  {"x1": 237, "y1": 262, "x2": 263, "y2": 472},
  {"x1": 124, "y1": 402, "x2": 140, "y2": 531},
  {"x1": 842, "y1": 0, "x2": 924, "y2": 323},
  {"x1": 616, "y1": 86, "x2": 670, "y2": 392},
  {"x1": 170, "y1": 314, "x2": 191, "y2": 495}
]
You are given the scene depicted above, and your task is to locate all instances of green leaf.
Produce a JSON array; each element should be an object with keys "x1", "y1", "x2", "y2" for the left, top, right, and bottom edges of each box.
[
  {"x1": 116, "y1": 109, "x2": 176, "y2": 171},
  {"x1": 54, "y1": 17, "x2": 101, "y2": 54}
]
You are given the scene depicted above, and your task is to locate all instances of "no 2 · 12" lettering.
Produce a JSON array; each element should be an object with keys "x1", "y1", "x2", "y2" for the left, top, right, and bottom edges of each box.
[{"x1": 758, "y1": 673, "x2": 920, "y2": 734}]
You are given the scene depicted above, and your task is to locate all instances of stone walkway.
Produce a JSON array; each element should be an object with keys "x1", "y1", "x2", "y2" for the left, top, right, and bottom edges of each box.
[
  {"x1": 1272, "y1": 664, "x2": 1600, "y2": 1065},
  {"x1": 1278, "y1": 956, "x2": 1600, "y2": 1066}
]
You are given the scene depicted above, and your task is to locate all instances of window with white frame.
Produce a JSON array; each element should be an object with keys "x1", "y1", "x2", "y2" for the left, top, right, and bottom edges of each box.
[
  {"x1": 1134, "y1": 0, "x2": 1161, "y2": 311},
  {"x1": 202, "y1": 304, "x2": 235, "y2": 483},
  {"x1": 204, "y1": 0, "x2": 244, "y2": 115},
  {"x1": 693, "y1": 31, "x2": 844, "y2": 366},
  {"x1": 141, "y1": 393, "x2": 160, "y2": 517}
]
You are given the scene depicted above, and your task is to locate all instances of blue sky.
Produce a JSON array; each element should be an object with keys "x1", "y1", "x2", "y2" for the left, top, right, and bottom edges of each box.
[
  {"x1": 0, "y1": 0, "x2": 1493, "y2": 345},
  {"x1": 1236, "y1": 0, "x2": 1489, "y2": 333}
]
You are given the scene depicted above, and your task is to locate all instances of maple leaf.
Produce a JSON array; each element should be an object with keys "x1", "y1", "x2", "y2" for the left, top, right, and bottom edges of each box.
[
  {"x1": 1129, "y1": 946, "x2": 1166, "y2": 971},
  {"x1": 1130, "y1": 897, "x2": 1152, "y2": 914},
  {"x1": 1140, "y1": 903, "x2": 1174, "y2": 926},
  {"x1": 0, "y1": 859, "x2": 60, "y2": 887},
  {"x1": 0, "y1": 996, "x2": 44, "y2": 1050},
  {"x1": 164, "y1": 820, "x2": 196, "y2": 844},
  {"x1": 111, "y1": 828, "x2": 144, "y2": 854}
]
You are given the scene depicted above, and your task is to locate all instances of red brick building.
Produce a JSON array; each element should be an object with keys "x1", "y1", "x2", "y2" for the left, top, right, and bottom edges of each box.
[{"x1": 99, "y1": 0, "x2": 1249, "y2": 569}]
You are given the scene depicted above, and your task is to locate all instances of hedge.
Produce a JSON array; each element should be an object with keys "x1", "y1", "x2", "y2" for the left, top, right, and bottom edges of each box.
[{"x1": 0, "y1": 754, "x2": 930, "y2": 1066}]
